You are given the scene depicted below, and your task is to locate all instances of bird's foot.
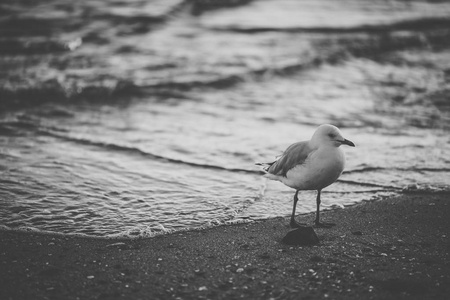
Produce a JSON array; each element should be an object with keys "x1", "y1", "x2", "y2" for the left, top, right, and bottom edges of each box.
[
  {"x1": 314, "y1": 221, "x2": 336, "y2": 228},
  {"x1": 290, "y1": 219, "x2": 308, "y2": 228}
]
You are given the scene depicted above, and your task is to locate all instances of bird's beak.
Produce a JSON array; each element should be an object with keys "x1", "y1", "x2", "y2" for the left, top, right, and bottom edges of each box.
[{"x1": 341, "y1": 139, "x2": 355, "y2": 147}]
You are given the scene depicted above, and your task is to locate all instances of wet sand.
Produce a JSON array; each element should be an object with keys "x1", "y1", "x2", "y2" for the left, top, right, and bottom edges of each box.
[{"x1": 1, "y1": 194, "x2": 449, "y2": 300}]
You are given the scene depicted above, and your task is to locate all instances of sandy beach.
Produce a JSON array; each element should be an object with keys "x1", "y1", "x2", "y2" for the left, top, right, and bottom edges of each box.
[
  {"x1": 1, "y1": 193, "x2": 449, "y2": 300},
  {"x1": 1, "y1": 1, "x2": 450, "y2": 299}
]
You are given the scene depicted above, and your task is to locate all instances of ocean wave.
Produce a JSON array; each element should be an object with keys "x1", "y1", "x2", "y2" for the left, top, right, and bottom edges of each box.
[
  {"x1": 344, "y1": 166, "x2": 450, "y2": 174},
  {"x1": 0, "y1": 120, "x2": 261, "y2": 175},
  {"x1": 401, "y1": 184, "x2": 450, "y2": 195},
  {"x1": 191, "y1": 0, "x2": 254, "y2": 15},
  {"x1": 1, "y1": 120, "x2": 428, "y2": 192},
  {"x1": 2, "y1": 27, "x2": 450, "y2": 112},
  {"x1": 207, "y1": 17, "x2": 450, "y2": 34},
  {"x1": 0, "y1": 0, "x2": 187, "y2": 36},
  {"x1": 336, "y1": 179, "x2": 401, "y2": 190},
  {"x1": 2, "y1": 0, "x2": 450, "y2": 117},
  {"x1": 0, "y1": 216, "x2": 256, "y2": 240},
  {"x1": 0, "y1": 38, "x2": 81, "y2": 55}
]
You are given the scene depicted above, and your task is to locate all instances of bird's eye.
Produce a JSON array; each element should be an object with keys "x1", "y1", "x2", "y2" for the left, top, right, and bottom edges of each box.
[{"x1": 328, "y1": 133, "x2": 336, "y2": 138}]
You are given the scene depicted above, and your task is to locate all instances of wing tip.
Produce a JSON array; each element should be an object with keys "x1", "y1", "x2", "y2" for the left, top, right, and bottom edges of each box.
[{"x1": 255, "y1": 161, "x2": 275, "y2": 173}]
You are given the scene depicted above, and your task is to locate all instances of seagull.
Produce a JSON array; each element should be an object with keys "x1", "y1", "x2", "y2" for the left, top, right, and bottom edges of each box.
[{"x1": 257, "y1": 124, "x2": 355, "y2": 228}]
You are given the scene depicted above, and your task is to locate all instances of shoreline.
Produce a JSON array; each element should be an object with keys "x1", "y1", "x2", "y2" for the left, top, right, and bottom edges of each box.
[
  {"x1": 0, "y1": 194, "x2": 384, "y2": 241},
  {"x1": 1, "y1": 194, "x2": 449, "y2": 300}
]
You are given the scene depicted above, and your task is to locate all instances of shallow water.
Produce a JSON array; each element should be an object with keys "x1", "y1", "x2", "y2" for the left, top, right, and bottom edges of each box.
[{"x1": 1, "y1": 0, "x2": 449, "y2": 238}]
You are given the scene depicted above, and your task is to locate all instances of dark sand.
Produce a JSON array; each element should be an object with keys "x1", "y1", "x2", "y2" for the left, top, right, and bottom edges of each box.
[{"x1": 1, "y1": 194, "x2": 449, "y2": 300}]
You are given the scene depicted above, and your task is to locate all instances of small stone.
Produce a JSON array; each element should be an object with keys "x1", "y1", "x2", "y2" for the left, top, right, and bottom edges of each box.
[
  {"x1": 281, "y1": 227, "x2": 319, "y2": 246},
  {"x1": 198, "y1": 286, "x2": 207, "y2": 291},
  {"x1": 240, "y1": 244, "x2": 250, "y2": 249},
  {"x1": 310, "y1": 255, "x2": 324, "y2": 262},
  {"x1": 236, "y1": 268, "x2": 244, "y2": 273},
  {"x1": 106, "y1": 242, "x2": 130, "y2": 250}
]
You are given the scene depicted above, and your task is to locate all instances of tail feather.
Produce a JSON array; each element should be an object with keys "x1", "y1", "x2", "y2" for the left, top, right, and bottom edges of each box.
[{"x1": 255, "y1": 161, "x2": 276, "y2": 173}]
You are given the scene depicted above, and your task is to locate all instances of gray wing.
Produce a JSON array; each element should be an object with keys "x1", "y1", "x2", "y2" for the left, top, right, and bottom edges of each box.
[{"x1": 266, "y1": 141, "x2": 312, "y2": 177}]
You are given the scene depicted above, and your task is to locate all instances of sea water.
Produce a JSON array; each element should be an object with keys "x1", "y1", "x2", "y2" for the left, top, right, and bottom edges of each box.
[{"x1": 1, "y1": 0, "x2": 449, "y2": 238}]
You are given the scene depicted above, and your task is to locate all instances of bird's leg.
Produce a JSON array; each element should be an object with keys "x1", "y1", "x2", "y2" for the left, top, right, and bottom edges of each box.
[
  {"x1": 290, "y1": 190, "x2": 307, "y2": 228},
  {"x1": 314, "y1": 189, "x2": 336, "y2": 228}
]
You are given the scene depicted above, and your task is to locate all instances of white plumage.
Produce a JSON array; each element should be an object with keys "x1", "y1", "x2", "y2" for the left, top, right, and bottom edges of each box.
[{"x1": 258, "y1": 124, "x2": 355, "y2": 228}]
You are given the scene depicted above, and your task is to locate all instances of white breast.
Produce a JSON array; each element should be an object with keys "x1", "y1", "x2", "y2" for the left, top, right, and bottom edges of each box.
[{"x1": 280, "y1": 146, "x2": 345, "y2": 190}]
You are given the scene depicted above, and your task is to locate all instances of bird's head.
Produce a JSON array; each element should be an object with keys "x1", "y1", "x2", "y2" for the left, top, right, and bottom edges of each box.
[{"x1": 311, "y1": 124, "x2": 355, "y2": 148}]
